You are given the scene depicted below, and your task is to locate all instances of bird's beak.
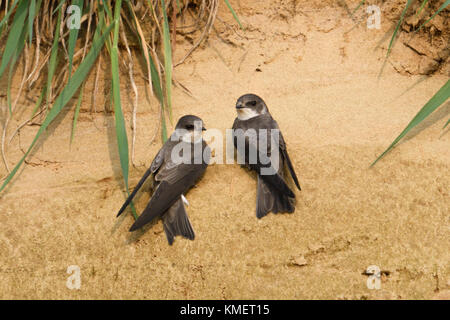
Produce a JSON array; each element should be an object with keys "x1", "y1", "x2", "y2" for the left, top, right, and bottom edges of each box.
[{"x1": 236, "y1": 102, "x2": 244, "y2": 109}]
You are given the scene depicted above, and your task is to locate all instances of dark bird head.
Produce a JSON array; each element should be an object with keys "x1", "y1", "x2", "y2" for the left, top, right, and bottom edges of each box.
[
  {"x1": 174, "y1": 115, "x2": 206, "y2": 142},
  {"x1": 235, "y1": 94, "x2": 268, "y2": 120}
]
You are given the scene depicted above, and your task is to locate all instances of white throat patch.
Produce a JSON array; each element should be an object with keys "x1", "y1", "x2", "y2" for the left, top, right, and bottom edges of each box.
[
  {"x1": 181, "y1": 130, "x2": 202, "y2": 143},
  {"x1": 237, "y1": 108, "x2": 260, "y2": 121}
]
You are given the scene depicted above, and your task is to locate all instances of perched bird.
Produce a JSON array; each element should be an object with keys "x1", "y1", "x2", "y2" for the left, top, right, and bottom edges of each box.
[
  {"x1": 117, "y1": 115, "x2": 210, "y2": 245},
  {"x1": 232, "y1": 94, "x2": 301, "y2": 218}
]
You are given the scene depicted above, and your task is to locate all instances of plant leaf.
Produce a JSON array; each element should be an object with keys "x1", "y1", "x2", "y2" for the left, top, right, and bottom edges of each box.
[
  {"x1": 414, "y1": 0, "x2": 449, "y2": 33},
  {"x1": 161, "y1": 0, "x2": 173, "y2": 123},
  {"x1": 372, "y1": 79, "x2": 450, "y2": 166},
  {"x1": 351, "y1": 0, "x2": 366, "y2": 16},
  {"x1": 0, "y1": 0, "x2": 29, "y2": 78},
  {"x1": 46, "y1": 3, "x2": 63, "y2": 105},
  {"x1": 110, "y1": 0, "x2": 138, "y2": 219},
  {"x1": 68, "y1": 0, "x2": 84, "y2": 79},
  {"x1": 0, "y1": 0, "x2": 19, "y2": 31},
  {"x1": 27, "y1": 0, "x2": 36, "y2": 45},
  {"x1": 416, "y1": 0, "x2": 428, "y2": 17},
  {"x1": 386, "y1": 0, "x2": 414, "y2": 59},
  {"x1": 224, "y1": 0, "x2": 243, "y2": 29},
  {"x1": 0, "y1": 22, "x2": 114, "y2": 193},
  {"x1": 70, "y1": 84, "x2": 84, "y2": 144}
]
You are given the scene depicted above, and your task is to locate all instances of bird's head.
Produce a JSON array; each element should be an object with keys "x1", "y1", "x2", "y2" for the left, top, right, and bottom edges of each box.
[
  {"x1": 174, "y1": 115, "x2": 206, "y2": 143},
  {"x1": 235, "y1": 94, "x2": 268, "y2": 120}
]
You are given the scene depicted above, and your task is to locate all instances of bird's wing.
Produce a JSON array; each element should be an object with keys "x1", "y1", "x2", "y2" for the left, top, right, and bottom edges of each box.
[
  {"x1": 277, "y1": 127, "x2": 301, "y2": 191},
  {"x1": 129, "y1": 143, "x2": 208, "y2": 231},
  {"x1": 233, "y1": 115, "x2": 295, "y2": 198},
  {"x1": 116, "y1": 144, "x2": 167, "y2": 217}
]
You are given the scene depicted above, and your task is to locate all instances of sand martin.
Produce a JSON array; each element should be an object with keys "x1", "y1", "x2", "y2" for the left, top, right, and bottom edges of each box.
[
  {"x1": 117, "y1": 115, "x2": 210, "y2": 244},
  {"x1": 232, "y1": 94, "x2": 301, "y2": 218}
]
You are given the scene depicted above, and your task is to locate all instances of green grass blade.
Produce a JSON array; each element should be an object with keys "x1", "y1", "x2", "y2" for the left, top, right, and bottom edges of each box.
[
  {"x1": 0, "y1": 0, "x2": 19, "y2": 30},
  {"x1": 6, "y1": 21, "x2": 27, "y2": 115},
  {"x1": 97, "y1": 0, "x2": 111, "y2": 54},
  {"x1": 0, "y1": 23, "x2": 114, "y2": 193},
  {"x1": 0, "y1": 0, "x2": 29, "y2": 78},
  {"x1": 444, "y1": 119, "x2": 450, "y2": 129},
  {"x1": 414, "y1": 0, "x2": 449, "y2": 33},
  {"x1": 6, "y1": 50, "x2": 16, "y2": 115},
  {"x1": 224, "y1": 0, "x2": 243, "y2": 29},
  {"x1": 70, "y1": 84, "x2": 84, "y2": 144},
  {"x1": 30, "y1": 87, "x2": 46, "y2": 118},
  {"x1": 351, "y1": 0, "x2": 366, "y2": 15},
  {"x1": 68, "y1": 0, "x2": 84, "y2": 79},
  {"x1": 102, "y1": 0, "x2": 113, "y2": 20},
  {"x1": 372, "y1": 79, "x2": 450, "y2": 166},
  {"x1": 110, "y1": 0, "x2": 138, "y2": 219},
  {"x1": 416, "y1": 0, "x2": 428, "y2": 16},
  {"x1": 52, "y1": 0, "x2": 67, "y2": 15},
  {"x1": 27, "y1": 0, "x2": 36, "y2": 45},
  {"x1": 46, "y1": 3, "x2": 63, "y2": 104},
  {"x1": 386, "y1": 0, "x2": 414, "y2": 59},
  {"x1": 161, "y1": 0, "x2": 173, "y2": 123}
]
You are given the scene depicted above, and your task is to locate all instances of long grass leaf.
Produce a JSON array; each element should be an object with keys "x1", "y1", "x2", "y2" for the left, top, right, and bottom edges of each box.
[
  {"x1": 161, "y1": 0, "x2": 173, "y2": 123},
  {"x1": 0, "y1": 0, "x2": 19, "y2": 30},
  {"x1": 68, "y1": 0, "x2": 84, "y2": 79},
  {"x1": 70, "y1": 84, "x2": 84, "y2": 144},
  {"x1": 46, "y1": 4, "x2": 63, "y2": 104},
  {"x1": 351, "y1": 0, "x2": 366, "y2": 15},
  {"x1": 224, "y1": 0, "x2": 243, "y2": 29},
  {"x1": 30, "y1": 87, "x2": 46, "y2": 118},
  {"x1": 6, "y1": 21, "x2": 27, "y2": 115},
  {"x1": 372, "y1": 79, "x2": 450, "y2": 166},
  {"x1": 0, "y1": 0, "x2": 29, "y2": 78},
  {"x1": 414, "y1": 0, "x2": 449, "y2": 33},
  {"x1": 225, "y1": 0, "x2": 244, "y2": 30},
  {"x1": 27, "y1": 0, "x2": 36, "y2": 45},
  {"x1": 416, "y1": 0, "x2": 428, "y2": 16},
  {"x1": 52, "y1": 0, "x2": 68, "y2": 15},
  {"x1": 175, "y1": 0, "x2": 181, "y2": 14},
  {"x1": 386, "y1": 0, "x2": 414, "y2": 58},
  {"x1": 110, "y1": 0, "x2": 138, "y2": 219},
  {"x1": 0, "y1": 23, "x2": 114, "y2": 193}
]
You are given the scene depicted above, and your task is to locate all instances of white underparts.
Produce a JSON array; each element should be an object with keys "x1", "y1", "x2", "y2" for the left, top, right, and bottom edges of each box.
[
  {"x1": 237, "y1": 108, "x2": 260, "y2": 120},
  {"x1": 181, "y1": 194, "x2": 189, "y2": 206},
  {"x1": 181, "y1": 130, "x2": 202, "y2": 143}
]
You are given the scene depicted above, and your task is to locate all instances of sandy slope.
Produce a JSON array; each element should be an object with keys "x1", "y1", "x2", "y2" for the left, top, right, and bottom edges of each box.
[{"x1": 0, "y1": 1, "x2": 449, "y2": 299}]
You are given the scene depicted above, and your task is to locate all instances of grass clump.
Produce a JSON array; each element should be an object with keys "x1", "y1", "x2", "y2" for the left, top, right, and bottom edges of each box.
[
  {"x1": 351, "y1": 0, "x2": 450, "y2": 165},
  {"x1": 0, "y1": 0, "x2": 242, "y2": 213}
]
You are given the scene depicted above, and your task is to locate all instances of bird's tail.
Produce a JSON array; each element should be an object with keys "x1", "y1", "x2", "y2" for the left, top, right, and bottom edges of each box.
[
  {"x1": 256, "y1": 175, "x2": 295, "y2": 219},
  {"x1": 162, "y1": 198, "x2": 195, "y2": 245}
]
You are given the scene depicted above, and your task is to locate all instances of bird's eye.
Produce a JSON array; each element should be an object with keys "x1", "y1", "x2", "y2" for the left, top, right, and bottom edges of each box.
[
  {"x1": 186, "y1": 124, "x2": 194, "y2": 130},
  {"x1": 246, "y1": 101, "x2": 257, "y2": 106}
]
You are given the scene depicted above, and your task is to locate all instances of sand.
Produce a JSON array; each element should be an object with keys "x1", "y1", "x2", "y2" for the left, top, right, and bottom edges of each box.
[{"x1": 0, "y1": 0, "x2": 449, "y2": 299}]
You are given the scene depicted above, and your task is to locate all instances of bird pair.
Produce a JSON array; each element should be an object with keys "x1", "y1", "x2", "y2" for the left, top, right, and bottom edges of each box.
[{"x1": 116, "y1": 94, "x2": 301, "y2": 245}]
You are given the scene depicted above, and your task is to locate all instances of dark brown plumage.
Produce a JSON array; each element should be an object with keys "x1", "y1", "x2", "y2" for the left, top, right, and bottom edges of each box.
[
  {"x1": 117, "y1": 115, "x2": 210, "y2": 244},
  {"x1": 232, "y1": 94, "x2": 301, "y2": 218}
]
